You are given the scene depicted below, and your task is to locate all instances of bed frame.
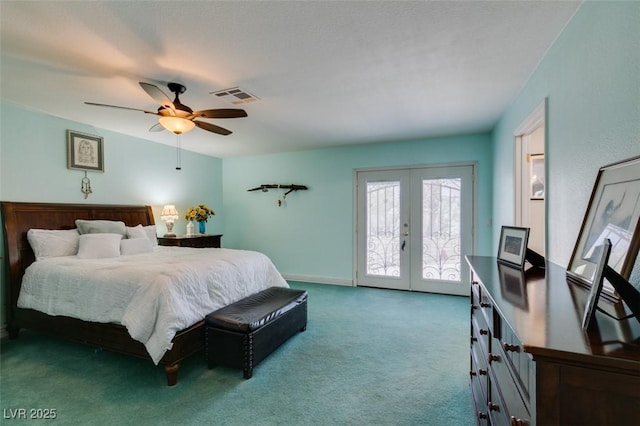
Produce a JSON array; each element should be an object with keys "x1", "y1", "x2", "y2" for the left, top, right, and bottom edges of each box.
[{"x1": 1, "y1": 201, "x2": 205, "y2": 386}]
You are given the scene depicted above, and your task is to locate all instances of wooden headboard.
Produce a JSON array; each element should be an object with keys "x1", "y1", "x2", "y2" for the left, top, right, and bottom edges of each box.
[{"x1": 1, "y1": 202, "x2": 154, "y2": 323}]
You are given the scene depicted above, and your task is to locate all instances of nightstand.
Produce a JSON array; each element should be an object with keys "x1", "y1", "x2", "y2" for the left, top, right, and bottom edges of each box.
[{"x1": 157, "y1": 234, "x2": 222, "y2": 248}]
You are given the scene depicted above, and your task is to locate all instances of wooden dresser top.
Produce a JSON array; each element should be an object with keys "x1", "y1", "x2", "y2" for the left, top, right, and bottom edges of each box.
[{"x1": 466, "y1": 255, "x2": 640, "y2": 372}]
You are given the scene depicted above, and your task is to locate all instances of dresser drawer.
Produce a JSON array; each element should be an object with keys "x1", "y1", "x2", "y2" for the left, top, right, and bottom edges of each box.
[
  {"x1": 472, "y1": 280, "x2": 494, "y2": 331},
  {"x1": 488, "y1": 376, "x2": 512, "y2": 426},
  {"x1": 471, "y1": 283, "x2": 491, "y2": 356},
  {"x1": 470, "y1": 344, "x2": 489, "y2": 402},
  {"x1": 472, "y1": 315, "x2": 491, "y2": 359},
  {"x1": 470, "y1": 373, "x2": 490, "y2": 425},
  {"x1": 489, "y1": 347, "x2": 530, "y2": 425},
  {"x1": 499, "y1": 321, "x2": 532, "y2": 403}
]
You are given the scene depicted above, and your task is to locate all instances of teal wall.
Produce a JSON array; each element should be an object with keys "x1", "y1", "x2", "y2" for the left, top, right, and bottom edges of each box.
[
  {"x1": 223, "y1": 134, "x2": 494, "y2": 284},
  {"x1": 0, "y1": 102, "x2": 224, "y2": 326},
  {"x1": 491, "y1": 1, "x2": 640, "y2": 267}
]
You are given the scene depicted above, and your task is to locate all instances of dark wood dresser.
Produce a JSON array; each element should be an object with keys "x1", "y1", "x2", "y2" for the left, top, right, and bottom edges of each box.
[
  {"x1": 466, "y1": 255, "x2": 640, "y2": 426},
  {"x1": 157, "y1": 234, "x2": 222, "y2": 248}
]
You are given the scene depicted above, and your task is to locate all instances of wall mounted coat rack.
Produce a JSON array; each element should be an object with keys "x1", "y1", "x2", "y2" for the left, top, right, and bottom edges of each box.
[{"x1": 248, "y1": 184, "x2": 308, "y2": 206}]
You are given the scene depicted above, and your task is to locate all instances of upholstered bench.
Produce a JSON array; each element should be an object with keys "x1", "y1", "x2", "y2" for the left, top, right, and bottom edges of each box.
[{"x1": 205, "y1": 287, "x2": 307, "y2": 379}]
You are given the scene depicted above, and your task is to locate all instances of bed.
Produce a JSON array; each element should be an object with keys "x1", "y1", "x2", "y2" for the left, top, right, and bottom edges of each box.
[{"x1": 1, "y1": 201, "x2": 287, "y2": 386}]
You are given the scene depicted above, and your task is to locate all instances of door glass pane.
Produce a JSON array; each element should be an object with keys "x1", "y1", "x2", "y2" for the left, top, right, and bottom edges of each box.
[
  {"x1": 422, "y1": 178, "x2": 461, "y2": 282},
  {"x1": 366, "y1": 181, "x2": 400, "y2": 277}
]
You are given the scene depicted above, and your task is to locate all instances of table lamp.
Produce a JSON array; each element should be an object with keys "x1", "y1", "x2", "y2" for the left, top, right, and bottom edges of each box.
[{"x1": 160, "y1": 205, "x2": 179, "y2": 237}]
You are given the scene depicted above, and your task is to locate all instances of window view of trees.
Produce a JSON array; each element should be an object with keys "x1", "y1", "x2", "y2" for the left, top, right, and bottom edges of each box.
[
  {"x1": 422, "y1": 178, "x2": 461, "y2": 282},
  {"x1": 366, "y1": 181, "x2": 401, "y2": 277},
  {"x1": 366, "y1": 178, "x2": 461, "y2": 282}
]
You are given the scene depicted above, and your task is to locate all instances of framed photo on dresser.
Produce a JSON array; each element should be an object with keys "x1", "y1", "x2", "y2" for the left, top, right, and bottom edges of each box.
[
  {"x1": 497, "y1": 226, "x2": 530, "y2": 268},
  {"x1": 567, "y1": 155, "x2": 640, "y2": 299},
  {"x1": 581, "y1": 239, "x2": 612, "y2": 330}
]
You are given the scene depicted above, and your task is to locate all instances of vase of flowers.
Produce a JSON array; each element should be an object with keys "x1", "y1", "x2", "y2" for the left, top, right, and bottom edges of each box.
[{"x1": 184, "y1": 204, "x2": 215, "y2": 235}]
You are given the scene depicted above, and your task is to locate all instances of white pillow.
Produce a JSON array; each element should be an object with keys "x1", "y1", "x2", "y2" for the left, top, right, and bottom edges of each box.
[
  {"x1": 126, "y1": 224, "x2": 158, "y2": 246},
  {"x1": 77, "y1": 233, "x2": 122, "y2": 259},
  {"x1": 126, "y1": 224, "x2": 146, "y2": 239},
  {"x1": 121, "y1": 238, "x2": 153, "y2": 255},
  {"x1": 76, "y1": 220, "x2": 127, "y2": 237},
  {"x1": 27, "y1": 228, "x2": 80, "y2": 260},
  {"x1": 144, "y1": 225, "x2": 158, "y2": 246}
]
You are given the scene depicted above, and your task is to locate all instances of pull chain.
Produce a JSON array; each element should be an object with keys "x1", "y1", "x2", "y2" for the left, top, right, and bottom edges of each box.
[{"x1": 176, "y1": 134, "x2": 182, "y2": 170}]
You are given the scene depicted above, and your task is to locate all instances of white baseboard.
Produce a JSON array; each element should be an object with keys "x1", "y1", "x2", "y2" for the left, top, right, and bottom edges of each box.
[{"x1": 282, "y1": 274, "x2": 353, "y2": 287}]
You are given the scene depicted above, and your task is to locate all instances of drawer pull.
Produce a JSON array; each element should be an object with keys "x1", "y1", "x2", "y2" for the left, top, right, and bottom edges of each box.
[
  {"x1": 480, "y1": 302, "x2": 491, "y2": 308},
  {"x1": 478, "y1": 412, "x2": 488, "y2": 420},
  {"x1": 478, "y1": 368, "x2": 487, "y2": 376},
  {"x1": 488, "y1": 402, "x2": 500, "y2": 412},
  {"x1": 510, "y1": 416, "x2": 529, "y2": 426},
  {"x1": 472, "y1": 281, "x2": 479, "y2": 286},
  {"x1": 469, "y1": 370, "x2": 477, "y2": 377},
  {"x1": 488, "y1": 353, "x2": 500, "y2": 363},
  {"x1": 503, "y1": 343, "x2": 521, "y2": 353},
  {"x1": 479, "y1": 329, "x2": 489, "y2": 335},
  {"x1": 471, "y1": 336, "x2": 478, "y2": 343}
]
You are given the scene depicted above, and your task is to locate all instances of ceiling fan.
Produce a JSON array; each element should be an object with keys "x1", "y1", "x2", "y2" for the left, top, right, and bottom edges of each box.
[{"x1": 85, "y1": 82, "x2": 247, "y2": 135}]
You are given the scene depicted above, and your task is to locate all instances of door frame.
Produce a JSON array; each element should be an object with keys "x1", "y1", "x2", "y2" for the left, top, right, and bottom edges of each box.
[
  {"x1": 514, "y1": 99, "x2": 548, "y2": 256},
  {"x1": 353, "y1": 162, "x2": 477, "y2": 294}
]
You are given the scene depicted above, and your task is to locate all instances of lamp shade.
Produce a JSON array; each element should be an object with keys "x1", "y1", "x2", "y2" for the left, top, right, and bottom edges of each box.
[
  {"x1": 160, "y1": 205, "x2": 179, "y2": 221},
  {"x1": 159, "y1": 117, "x2": 196, "y2": 134}
]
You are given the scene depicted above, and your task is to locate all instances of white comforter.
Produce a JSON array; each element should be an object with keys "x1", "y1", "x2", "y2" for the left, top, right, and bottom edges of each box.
[{"x1": 18, "y1": 247, "x2": 288, "y2": 364}]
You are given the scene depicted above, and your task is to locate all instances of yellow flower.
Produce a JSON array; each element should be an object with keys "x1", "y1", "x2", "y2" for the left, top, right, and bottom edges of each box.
[{"x1": 184, "y1": 204, "x2": 215, "y2": 222}]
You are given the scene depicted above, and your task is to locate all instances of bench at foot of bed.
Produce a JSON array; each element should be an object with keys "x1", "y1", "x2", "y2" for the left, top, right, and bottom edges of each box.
[{"x1": 205, "y1": 287, "x2": 307, "y2": 379}]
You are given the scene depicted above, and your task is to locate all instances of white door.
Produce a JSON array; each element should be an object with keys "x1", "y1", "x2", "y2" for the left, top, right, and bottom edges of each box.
[
  {"x1": 356, "y1": 165, "x2": 474, "y2": 295},
  {"x1": 515, "y1": 102, "x2": 546, "y2": 256}
]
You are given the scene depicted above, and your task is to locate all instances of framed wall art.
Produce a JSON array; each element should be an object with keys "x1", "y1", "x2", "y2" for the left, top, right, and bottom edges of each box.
[
  {"x1": 530, "y1": 154, "x2": 545, "y2": 200},
  {"x1": 497, "y1": 226, "x2": 530, "y2": 268},
  {"x1": 67, "y1": 130, "x2": 104, "y2": 172},
  {"x1": 567, "y1": 155, "x2": 640, "y2": 298}
]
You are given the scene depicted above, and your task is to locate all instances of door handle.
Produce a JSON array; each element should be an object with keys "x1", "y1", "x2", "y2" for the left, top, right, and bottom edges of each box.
[{"x1": 401, "y1": 240, "x2": 406, "y2": 251}]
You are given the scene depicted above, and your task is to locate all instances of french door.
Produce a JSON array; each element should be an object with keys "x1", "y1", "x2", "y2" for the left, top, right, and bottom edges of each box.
[{"x1": 355, "y1": 165, "x2": 474, "y2": 295}]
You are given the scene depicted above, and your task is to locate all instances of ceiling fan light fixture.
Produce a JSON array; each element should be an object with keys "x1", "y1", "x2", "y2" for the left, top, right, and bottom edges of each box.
[
  {"x1": 86, "y1": 82, "x2": 242, "y2": 136},
  {"x1": 159, "y1": 116, "x2": 195, "y2": 134}
]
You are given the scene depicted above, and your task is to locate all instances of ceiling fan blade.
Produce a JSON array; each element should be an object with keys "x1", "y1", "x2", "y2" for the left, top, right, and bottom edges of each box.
[
  {"x1": 194, "y1": 120, "x2": 232, "y2": 136},
  {"x1": 139, "y1": 82, "x2": 175, "y2": 110},
  {"x1": 149, "y1": 123, "x2": 164, "y2": 132},
  {"x1": 190, "y1": 108, "x2": 248, "y2": 119},
  {"x1": 84, "y1": 102, "x2": 158, "y2": 115}
]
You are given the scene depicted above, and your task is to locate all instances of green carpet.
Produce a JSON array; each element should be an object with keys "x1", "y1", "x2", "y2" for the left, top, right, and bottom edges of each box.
[{"x1": 0, "y1": 282, "x2": 474, "y2": 425}]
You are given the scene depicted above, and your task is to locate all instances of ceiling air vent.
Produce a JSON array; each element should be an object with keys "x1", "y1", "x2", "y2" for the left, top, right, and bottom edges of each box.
[{"x1": 211, "y1": 87, "x2": 259, "y2": 105}]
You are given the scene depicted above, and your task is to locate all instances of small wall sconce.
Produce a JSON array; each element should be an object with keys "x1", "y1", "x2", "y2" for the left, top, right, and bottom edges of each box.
[
  {"x1": 160, "y1": 205, "x2": 179, "y2": 236},
  {"x1": 81, "y1": 171, "x2": 92, "y2": 199}
]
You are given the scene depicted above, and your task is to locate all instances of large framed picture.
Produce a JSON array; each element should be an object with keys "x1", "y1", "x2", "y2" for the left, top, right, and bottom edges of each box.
[
  {"x1": 497, "y1": 226, "x2": 529, "y2": 268},
  {"x1": 567, "y1": 156, "x2": 640, "y2": 298},
  {"x1": 67, "y1": 130, "x2": 104, "y2": 172}
]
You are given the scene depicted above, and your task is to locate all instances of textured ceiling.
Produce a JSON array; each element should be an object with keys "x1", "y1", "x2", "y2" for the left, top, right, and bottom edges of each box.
[{"x1": 0, "y1": 1, "x2": 581, "y2": 158}]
